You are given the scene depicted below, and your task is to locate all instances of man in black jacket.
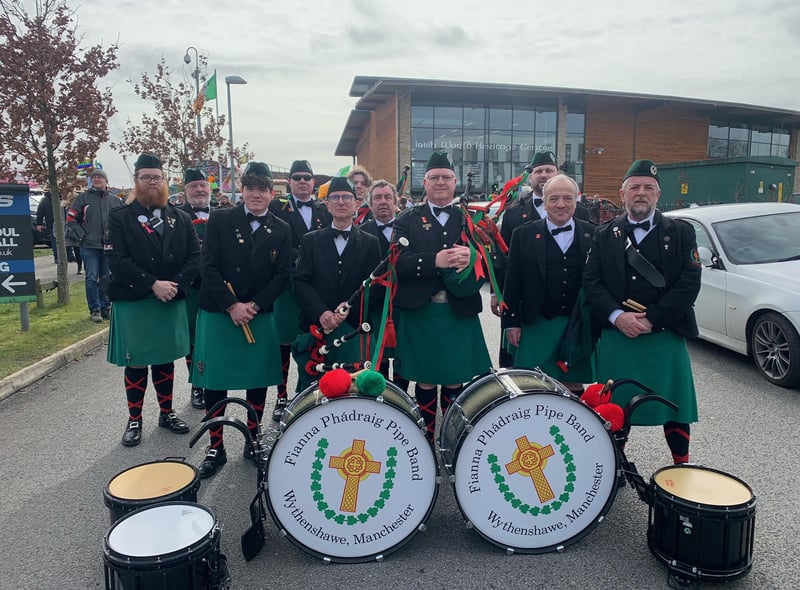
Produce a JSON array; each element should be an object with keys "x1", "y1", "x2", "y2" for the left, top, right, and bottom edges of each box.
[
  {"x1": 502, "y1": 175, "x2": 595, "y2": 393},
  {"x1": 66, "y1": 169, "x2": 124, "y2": 322},
  {"x1": 106, "y1": 154, "x2": 200, "y2": 448},
  {"x1": 293, "y1": 177, "x2": 382, "y2": 392},
  {"x1": 584, "y1": 159, "x2": 701, "y2": 464},
  {"x1": 392, "y1": 152, "x2": 491, "y2": 444},
  {"x1": 268, "y1": 160, "x2": 332, "y2": 419},
  {"x1": 192, "y1": 162, "x2": 291, "y2": 478}
]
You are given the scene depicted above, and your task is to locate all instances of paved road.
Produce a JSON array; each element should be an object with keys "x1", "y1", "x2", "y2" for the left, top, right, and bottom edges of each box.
[{"x1": 1, "y1": 289, "x2": 797, "y2": 589}]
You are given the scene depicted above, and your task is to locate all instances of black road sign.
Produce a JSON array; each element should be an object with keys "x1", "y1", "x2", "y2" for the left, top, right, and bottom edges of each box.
[{"x1": 0, "y1": 184, "x2": 37, "y2": 303}]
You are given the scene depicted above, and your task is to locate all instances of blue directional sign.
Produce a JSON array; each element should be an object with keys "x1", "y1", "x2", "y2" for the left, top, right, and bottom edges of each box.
[{"x1": 0, "y1": 184, "x2": 37, "y2": 303}]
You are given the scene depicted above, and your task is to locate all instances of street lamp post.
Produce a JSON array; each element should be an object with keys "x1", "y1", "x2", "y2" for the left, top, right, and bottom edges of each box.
[
  {"x1": 183, "y1": 46, "x2": 201, "y2": 137},
  {"x1": 225, "y1": 75, "x2": 247, "y2": 201}
]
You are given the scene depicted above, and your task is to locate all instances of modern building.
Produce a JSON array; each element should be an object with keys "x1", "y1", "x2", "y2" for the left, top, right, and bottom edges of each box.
[{"x1": 335, "y1": 76, "x2": 800, "y2": 200}]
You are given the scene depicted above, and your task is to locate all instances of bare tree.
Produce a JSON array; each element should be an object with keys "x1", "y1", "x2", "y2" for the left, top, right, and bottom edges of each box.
[
  {"x1": 112, "y1": 56, "x2": 231, "y2": 182},
  {"x1": 0, "y1": 0, "x2": 118, "y2": 303}
]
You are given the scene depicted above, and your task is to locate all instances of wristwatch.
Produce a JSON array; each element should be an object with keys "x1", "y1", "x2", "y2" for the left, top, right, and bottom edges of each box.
[{"x1": 250, "y1": 302, "x2": 260, "y2": 313}]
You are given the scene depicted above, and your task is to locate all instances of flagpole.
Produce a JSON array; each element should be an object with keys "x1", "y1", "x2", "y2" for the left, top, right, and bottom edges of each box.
[{"x1": 214, "y1": 69, "x2": 223, "y2": 188}]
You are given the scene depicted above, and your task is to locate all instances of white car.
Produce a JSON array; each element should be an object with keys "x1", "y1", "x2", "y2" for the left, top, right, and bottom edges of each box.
[{"x1": 665, "y1": 202, "x2": 800, "y2": 388}]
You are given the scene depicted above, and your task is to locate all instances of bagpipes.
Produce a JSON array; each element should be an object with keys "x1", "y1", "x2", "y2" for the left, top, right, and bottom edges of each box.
[{"x1": 295, "y1": 238, "x2": 409, "y2": 382}]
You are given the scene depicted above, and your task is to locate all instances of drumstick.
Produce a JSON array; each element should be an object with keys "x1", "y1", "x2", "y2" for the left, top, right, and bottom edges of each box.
[
  {"x1": 623, "y1": 298, "x2": 647, "y2": 313},
  {"x1": 225, "y1": 281, "x2": 256, "y2": 344}
]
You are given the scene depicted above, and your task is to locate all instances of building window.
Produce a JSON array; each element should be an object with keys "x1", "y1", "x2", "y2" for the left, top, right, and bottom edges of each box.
[
  {"x1": 708, "y1": 122, "x2": 790, "y2": 159},
  {"x1": 409, "y1": 102, "x2": 571, "y2": 196}
]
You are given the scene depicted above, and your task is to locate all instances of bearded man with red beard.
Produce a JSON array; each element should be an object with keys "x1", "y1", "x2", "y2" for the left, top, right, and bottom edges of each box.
[{"x1": 105, "y1": 153, "x2": 201, "y2": 447}]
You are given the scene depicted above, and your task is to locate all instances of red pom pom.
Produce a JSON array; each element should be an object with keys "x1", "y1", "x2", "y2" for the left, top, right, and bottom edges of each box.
[
  {"x1": 595, "y1": 403, "x2": 625, "y2": 432},
  {"x1": 581, "y1": 383, "x2": 610, "y2": 407},
  {"x1": 319, "y1": 369, "x2": 352, "y2": 399}
]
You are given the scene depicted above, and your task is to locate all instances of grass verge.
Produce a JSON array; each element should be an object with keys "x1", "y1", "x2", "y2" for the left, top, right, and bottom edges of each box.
[{"x1": 0, "y1": 281, "x2": 106, "y2": 379}]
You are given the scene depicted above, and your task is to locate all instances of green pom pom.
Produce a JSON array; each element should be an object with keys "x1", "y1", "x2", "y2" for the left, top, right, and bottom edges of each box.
[{"x1": 355, "y1": 370, "x2": 386, "y2": 398}]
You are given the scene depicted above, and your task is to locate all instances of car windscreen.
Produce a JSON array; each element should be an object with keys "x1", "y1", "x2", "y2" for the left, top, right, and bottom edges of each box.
[{"x1": 712, "y1": 211, "x2": 800, "y2": 264}]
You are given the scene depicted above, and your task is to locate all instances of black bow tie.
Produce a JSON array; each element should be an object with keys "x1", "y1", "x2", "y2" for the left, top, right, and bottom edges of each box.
[
  {"x1": 193, "y1": 206, "x2": 209, "y2": 214},
  {"x1": 332, "y1": 228, "x2": 350, "y2": 239},
  {"x1": 628, "y1": 220, "x2": 651, "y2": 231},
  {"x1": 378, "y1": 220, "x2": 394, "y2": 229},
  {"x1": 432, "y1": 205, "x2": 453, "y2": 216},
  {"x1": 551, "y1": 224, "x2": 572, "y2": 236},
  {"x1": 533, "y1": 198, "x2": 544, "y2": 207},
  {"x1": 295, "y1": 199, "x2": 313, "y2": 209},
  {"x1": 246, "y1": 212, "x2": 269, "y2": 224}
]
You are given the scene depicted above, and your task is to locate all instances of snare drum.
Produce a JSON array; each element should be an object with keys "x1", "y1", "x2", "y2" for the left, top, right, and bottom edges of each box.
[
  {"x1": 649, "y1": 464, "x2": 756, "y2": 581},
  {"x1": 439, "y1": 368, "x2": 619, "y2": 553},
  {"x1": 103, "y1": 501, "x2": 227, "y2": 590},
  {"x1": 103, "y1": 460, "x2": 201, "y2": 524},
  {"x1": 267, "y1": 380, "x2": 439, "y2": 563}
]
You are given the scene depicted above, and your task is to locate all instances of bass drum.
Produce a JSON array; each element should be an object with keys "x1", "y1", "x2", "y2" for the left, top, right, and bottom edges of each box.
[
  {"x1": 267, "y1": 380, "x2": 439, "y2": 563},
  {"x1": 103, "y1": 501, "x2": 227, "y2": 590},
  {"x1": 649, "y1": 464, "x2": 756, "y2": 581},
  {"x1": 439, "y1": 368, "x2": 619, "y2": 554}
]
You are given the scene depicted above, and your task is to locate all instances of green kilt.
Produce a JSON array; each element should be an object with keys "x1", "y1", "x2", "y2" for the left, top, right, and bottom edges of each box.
[
  {"x1": 184, "y1": 286, "x2": 200, "y2": 343},
  {"x1": 191, "y1": 310, "x2": 282, "y2": 390},
  {"x1": 395, "y1": 303, "x2": 491, "y2": 384},
  {"x1": 107, "y1": 298, "x2": 190, "y2": 367},
  {"x1": 514, "y1": 316, "x2": 594, "y2": 383},
  {"x1": 594, "y1": 329, "x2": 698, "y2": 425},
  {"x1": 273, "y1": 285, "x2": 302, "y2": 344}
]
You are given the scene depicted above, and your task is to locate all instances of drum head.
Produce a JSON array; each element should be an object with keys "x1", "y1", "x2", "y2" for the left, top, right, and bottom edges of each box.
[
  {"x1": 107, "y1": 502, "x2": 215, "y2": 557},
  {"x1": 451, "y1": 390, "x2": 618, "y2": 553},
  {"x1": 107, "y1": 461, "x2": 197, "y2": 501},
  {"x1": 267, "y1": 395, "x2": 438, "y2": 562},
  {"x1": 653, "y1": 465, "x2": 753, "y2": 507}
]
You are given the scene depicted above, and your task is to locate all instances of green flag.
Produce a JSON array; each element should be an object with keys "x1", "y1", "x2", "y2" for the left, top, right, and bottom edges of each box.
[{"x1": 204, "y1": 72, "x2": 217, "y2": 101}]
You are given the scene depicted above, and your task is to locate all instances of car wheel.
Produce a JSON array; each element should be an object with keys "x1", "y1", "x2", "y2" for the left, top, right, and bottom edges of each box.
[{"x1": 750, "y1": 312, "x2": 800, "y2": 387}]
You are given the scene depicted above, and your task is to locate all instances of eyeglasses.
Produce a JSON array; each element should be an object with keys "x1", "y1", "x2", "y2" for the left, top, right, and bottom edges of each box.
[
  {"x1": 291, "y1": 174, "x2": 313, "y2": 181},
  {"x1": 137, "y1": 175, "x2": 163, "y2": 183},
  {"x1": 426, "y1": 175, "x2": 455, "y2": 182},
  {"x1": 327, "y1": 194, "x2": 354, "y2": 203}
]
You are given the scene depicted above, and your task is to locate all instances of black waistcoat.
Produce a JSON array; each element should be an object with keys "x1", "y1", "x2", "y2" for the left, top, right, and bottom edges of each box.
[
  {"x1": 625, "y1": 231, "x2": 663, "y2": 307},
  {"x1": 541, "y1": 237, "x2": 583, "y2": 318}
]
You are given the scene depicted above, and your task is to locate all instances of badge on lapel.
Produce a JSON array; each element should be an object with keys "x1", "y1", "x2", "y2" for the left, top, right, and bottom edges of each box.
[
  {"x1": 612, "y1": 226, "x2": 622, "y2": 239},
  {"x1": 421, "y1": 216, "x2": 431, "y2": 230},
  {"x1": 270, "y1": 248, "x2": 279, "y2": 261},
  {"x1": 167, "y1": 216, "x2": 175, "y2": 228},
  {"x1": 235, "y1": 227, "x2": 244, "y2": 244}
]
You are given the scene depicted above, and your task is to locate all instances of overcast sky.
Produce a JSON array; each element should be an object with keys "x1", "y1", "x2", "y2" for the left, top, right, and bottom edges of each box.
[{"x1": 68, "y1": 0, "x2": 800, "y2": 186}]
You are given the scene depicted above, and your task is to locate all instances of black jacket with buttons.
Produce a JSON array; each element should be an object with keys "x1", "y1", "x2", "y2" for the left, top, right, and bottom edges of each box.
[
  {"x1": 106, "y1": 201, "x2": 200, "y2": 301},
  {"x1": 197, "y1": 206, "x2": 291, "y2": 313}
]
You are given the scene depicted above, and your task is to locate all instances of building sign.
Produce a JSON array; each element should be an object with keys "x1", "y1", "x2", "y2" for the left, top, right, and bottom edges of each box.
[
  {"x1": 0, "y1": 184, "x2": 36, "y2": 303},
  {"x1": 414, "y1": 139, "x2": 554, "y2": 152}
]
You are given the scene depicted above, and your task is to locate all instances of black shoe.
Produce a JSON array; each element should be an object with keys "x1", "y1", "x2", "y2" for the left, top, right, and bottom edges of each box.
[
  {"x1": 198, "y1": 447, "x2": 227, "y2": 479},
  {"x1": 121, "y1": 419, "x2": 142, "y2": 447},
  {"x1": 100, "y1": 307, "x2": 111, "y2": 320},
  {"x1": 191, "y1": 387, "x2": 205, "y2": 409},
  {"x1": 243, "y1": 442, "x2": 258, "y2": 466},
  {"x1": 272, "y1": 398, "x2": 288, "y2": 422},
  {"x1": 158, "y1": 411, "x2": 189, "y2": 433}
]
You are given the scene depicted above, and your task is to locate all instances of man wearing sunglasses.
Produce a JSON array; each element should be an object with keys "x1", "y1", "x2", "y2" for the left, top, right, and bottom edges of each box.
[
  {"x1": 269, "y1": 160, "x2": 332, "y2": 419},
  {"x1": 293, "y1": 177, "x2": 382, "y2": 392}
]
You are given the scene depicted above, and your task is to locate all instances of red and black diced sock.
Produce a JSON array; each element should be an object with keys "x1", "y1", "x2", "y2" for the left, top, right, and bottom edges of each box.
[
  {"x1": 151, "y1": 362, "x2": 175, "y2": 414},
  {"x1": 204, "y1": 389, "x2": 228, "y2": 449},
  {"x1": 415, "y1": 384, "x2": 438, "y2": 444},
  {"x1": 440, "y1": 385, "x2": 463, "y2": 416},
  {"x1": 664, "y1": 421, "x2": 690, "y2": 464},
  {"x1": 246, "y1": 387, "x2": 268, "y2": 439},
  {"x1": 277, "y1": 345, "x2": 291, "y2": 399},
  {"x1": 184, "y1": 345, "x2": 194, "y2": 373},
  {"x1": 124, "y1": 367, "x2": 148, "y2": 422}
]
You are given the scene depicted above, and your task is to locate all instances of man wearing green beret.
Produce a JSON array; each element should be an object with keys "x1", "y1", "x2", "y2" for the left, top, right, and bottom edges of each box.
[
  {"x1": 392, "y1": 152, "x2": 492, "y2": 445},
  {"x1": 584, "y1": 159, "x2": 701, "y2": 464},
  {"x1": 192, "y1": 161, "x2": 292, "y2": 477},
  {"x1": 179, "y1": 167, "x2": 213, "y2": 409},
  {"x1": 106, "y1": 153, "x2": 200, "y2": 447},
  {"x1": 269, "y1": 160, "x2": 333, "y2": 420}
]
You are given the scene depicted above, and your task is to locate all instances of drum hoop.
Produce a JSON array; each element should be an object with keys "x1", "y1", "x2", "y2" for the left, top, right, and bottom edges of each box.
[
  {"x1": 104, "y1": 460, "x2": 199, "y2": 505},
  {"x1": 445, "y1": 382, "x2": 620, "y2": 553},
  {"x1": 265, "y1": 395, "x2": 439, "y2": 564},
  {"x1": 280, "y1": 380, "x2": 421, "y2": 434},
  {"x1": 104, "y1": 501, "x2": 217, "y2": 565},
  {"x1": 651, "y1": 464, "x2": 755, "y2": 510}
]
